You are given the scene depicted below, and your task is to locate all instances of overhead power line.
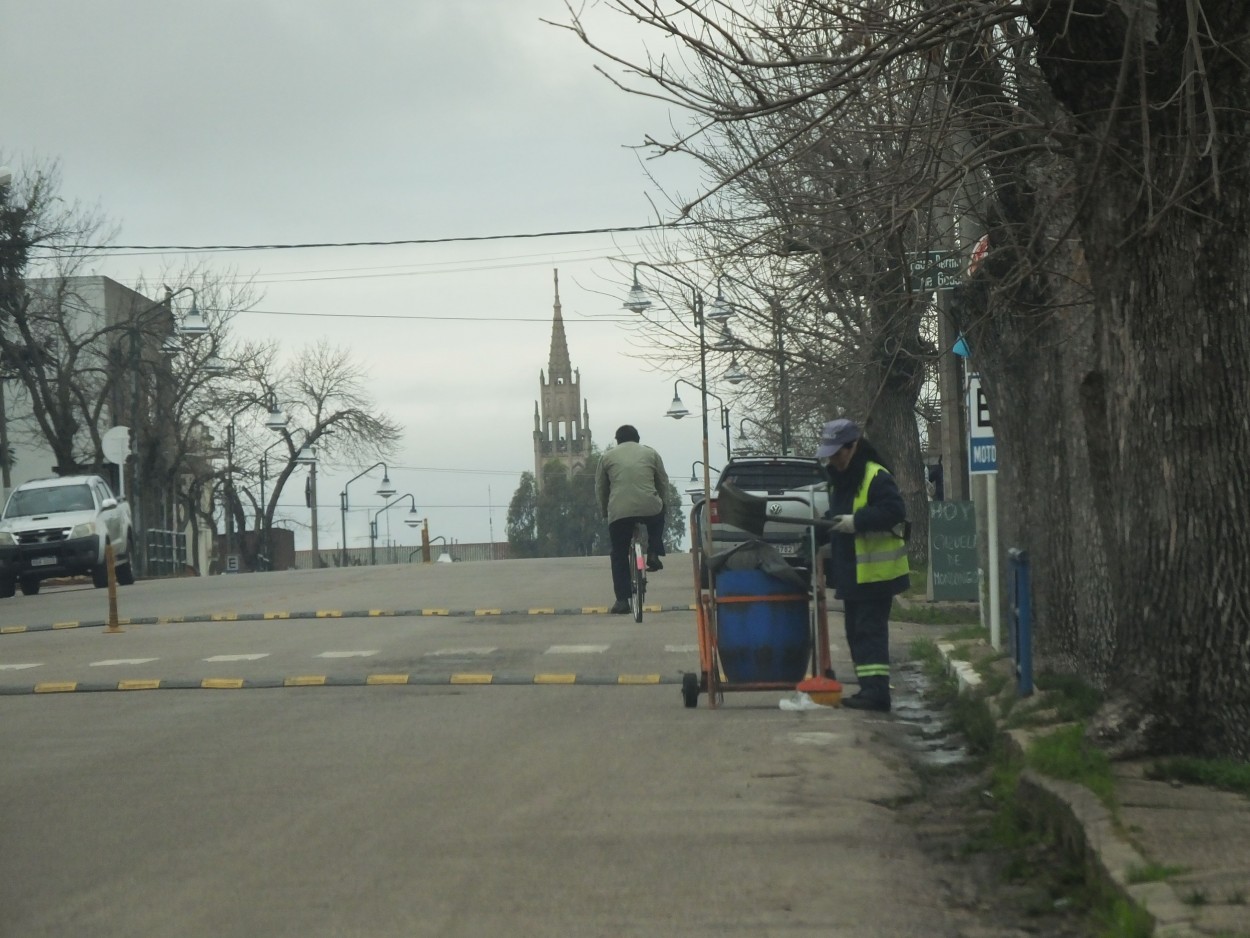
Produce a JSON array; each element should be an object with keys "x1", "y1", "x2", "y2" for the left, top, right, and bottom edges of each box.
[{"x1": 48, "y1": 220, "x2": 708, "y2": 255}]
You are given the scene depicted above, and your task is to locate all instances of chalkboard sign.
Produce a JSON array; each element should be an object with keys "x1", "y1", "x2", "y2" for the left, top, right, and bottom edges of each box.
[{"x1": 929, "y1": 500, "x2": 979, "y2": 601}]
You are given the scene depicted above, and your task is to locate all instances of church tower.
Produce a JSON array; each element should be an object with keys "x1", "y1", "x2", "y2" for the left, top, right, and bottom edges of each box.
[{"x1": 533, "y1": 270, "x2": 591, "y2": 489}]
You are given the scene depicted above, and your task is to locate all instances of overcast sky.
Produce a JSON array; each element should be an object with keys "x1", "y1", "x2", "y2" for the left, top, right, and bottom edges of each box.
[{"x1": 2, "y1": 1, "x2": 732, "y2": 553}]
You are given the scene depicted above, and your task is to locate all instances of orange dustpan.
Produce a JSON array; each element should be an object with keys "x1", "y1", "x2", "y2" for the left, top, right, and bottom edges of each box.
[{"x1": 797, "y1": 676, "x2": 842, "y2": 707}]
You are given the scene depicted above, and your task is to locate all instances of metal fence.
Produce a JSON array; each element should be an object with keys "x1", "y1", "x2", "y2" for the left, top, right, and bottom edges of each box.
[{"x1": 146, "y1": 528, "x2": 188, "y2": 576}]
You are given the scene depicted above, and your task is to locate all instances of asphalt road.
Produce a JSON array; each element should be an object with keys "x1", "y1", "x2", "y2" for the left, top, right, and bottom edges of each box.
[{"x1": 1, "y1": 557, "x2": 973, "y2": 937}]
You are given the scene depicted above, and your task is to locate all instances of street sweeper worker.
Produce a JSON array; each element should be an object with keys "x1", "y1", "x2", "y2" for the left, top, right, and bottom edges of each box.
[{"x1": 816, "y1": 418, "x2": 910, "y2": 711}]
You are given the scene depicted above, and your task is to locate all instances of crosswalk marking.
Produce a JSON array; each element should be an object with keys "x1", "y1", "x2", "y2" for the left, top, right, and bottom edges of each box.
[
  {"x1": 90, "y1": 658, "x2": 158, "y2": 667},
  {"x1": 545, "y1": 645, "x2": 609, "y2": 655},
  {"x1": 204, "y1": 654, "x2": 269, "y2": 662}
]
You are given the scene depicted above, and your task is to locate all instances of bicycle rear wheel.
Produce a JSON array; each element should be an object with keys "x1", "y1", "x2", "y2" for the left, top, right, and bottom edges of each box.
[{"x1": 629, "y1": 524, "x2": 647, "y2": 623}]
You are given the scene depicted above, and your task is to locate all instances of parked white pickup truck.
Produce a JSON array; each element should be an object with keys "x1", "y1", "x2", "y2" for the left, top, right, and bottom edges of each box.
[{"x1": 0, "y1": 475, "x2": 136, "y2": 597}]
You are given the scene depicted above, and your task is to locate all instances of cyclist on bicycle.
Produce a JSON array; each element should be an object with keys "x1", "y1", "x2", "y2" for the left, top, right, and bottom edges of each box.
[{"x1": 596, "y1": 424, "x2": 669, "y2": 615}]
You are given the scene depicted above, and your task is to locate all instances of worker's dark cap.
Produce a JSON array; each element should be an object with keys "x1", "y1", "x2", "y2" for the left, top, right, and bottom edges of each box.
[{"x1": 815, "y1": 419, "x2": 861, "y2": 458}]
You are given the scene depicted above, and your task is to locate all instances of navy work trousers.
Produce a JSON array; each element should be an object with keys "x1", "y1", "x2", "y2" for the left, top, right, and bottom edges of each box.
[{"x1": 608, "y1": 513, "x2": 664, "y2": 602}]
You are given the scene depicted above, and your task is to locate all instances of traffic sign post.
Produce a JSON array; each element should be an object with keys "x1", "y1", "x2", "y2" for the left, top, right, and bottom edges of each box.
[
  {"x1": 967, "y1": 373, "x2": 997, "y2": 474},
  {"x1": 965, "y1": 372, "x2": 1001, "y2": 650},
  {"x1": 908, "y1": 250, "x2": 961, "y2": 292}
]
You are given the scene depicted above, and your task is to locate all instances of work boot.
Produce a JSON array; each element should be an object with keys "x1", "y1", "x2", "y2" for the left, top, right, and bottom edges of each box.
[
  {"x1": 843, "y1": 675, "x2": 891, "y2": 712},
  {"x1": 646, "y1": 553, "x2": 664, "y2": 572},
  {"x1": 609, "y1": 599, "x2": 631, "y2": 615}
]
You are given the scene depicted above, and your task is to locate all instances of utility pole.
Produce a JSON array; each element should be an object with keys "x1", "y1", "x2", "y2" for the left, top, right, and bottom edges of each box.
[
  {"x1": 309, "y1": 461, "x2": 320, "y2": 567},
  {"x1": 937, "y1": 298, "x2": 967, "y2": 501}
]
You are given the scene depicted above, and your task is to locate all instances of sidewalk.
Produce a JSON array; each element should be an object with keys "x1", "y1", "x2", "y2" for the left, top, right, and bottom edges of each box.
[{"x1": 935, "y1": 641, "x2": 1250, "y2": 937}]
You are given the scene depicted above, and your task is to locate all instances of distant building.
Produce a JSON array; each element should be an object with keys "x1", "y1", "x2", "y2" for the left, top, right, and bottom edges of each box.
[
  {"x1": 532, "y1": 270, "x2": 591, "y2": 488},
  {"x1": 1, "y1": 275, "x2": 214, "y2": 575}
]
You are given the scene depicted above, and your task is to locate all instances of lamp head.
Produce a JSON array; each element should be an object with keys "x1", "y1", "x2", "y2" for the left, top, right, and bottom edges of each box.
[
  {"x1": 666, "y1": 394, "x2": 690, "y2": 420},
  {"x1": 377, "y1": 475, "x2": 396, "y2": 499},
  {"x1": 724, "y1": 357, "x2": 747, "y2": 385},
  {"x1": 264, "y1": 404, "x2": 289, "y2": 431},
  {"x1": 623, "y1": 277, "x2": 652, "y2": 313}
]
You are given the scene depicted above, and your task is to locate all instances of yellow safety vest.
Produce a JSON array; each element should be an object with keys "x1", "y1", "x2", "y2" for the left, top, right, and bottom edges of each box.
[{"x1": 852, "y1": 462, "x2": 909, "y2": 584}]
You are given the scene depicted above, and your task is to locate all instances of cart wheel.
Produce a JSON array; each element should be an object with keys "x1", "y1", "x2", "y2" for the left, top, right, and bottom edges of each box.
[{"x1": 681, "y1": 672, "x2": 699, "y2": 708}]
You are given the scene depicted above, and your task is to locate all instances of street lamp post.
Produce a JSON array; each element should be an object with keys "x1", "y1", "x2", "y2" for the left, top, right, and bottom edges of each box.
[
  {"x1": 623, "y1": 262, "x2": 731, "y2": 566},
  {"x1": 257, "y1": 437, "x2": 288, "y2": 570},
  {"x1": 666, "y1": 378, "x2": 731, "y2": 459},
  {"x1": 224, "y1": 395, "x2": 289, "y2": 573},
  {"x1": 369, "y1": 493, "x2": 420, "y2": 565},
  {"x1": 339, "y1": 462, "x2": 396, "y2": 567}
]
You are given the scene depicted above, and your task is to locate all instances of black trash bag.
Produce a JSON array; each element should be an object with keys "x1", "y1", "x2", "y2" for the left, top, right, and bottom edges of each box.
[{"x1": 706, "y1": 538, "x2": 807, "y2": 589}]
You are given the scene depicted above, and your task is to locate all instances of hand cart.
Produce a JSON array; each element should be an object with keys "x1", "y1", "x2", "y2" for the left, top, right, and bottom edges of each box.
[{"x1": 683, "y1": 484, "x2": 837, "y2": 709}]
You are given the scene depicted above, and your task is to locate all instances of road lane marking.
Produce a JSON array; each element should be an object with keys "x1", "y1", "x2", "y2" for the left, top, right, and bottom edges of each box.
[
  {"x1": 90, "y1": 658, "x2": 159, "y2": 667},
  {"x1": 665, "y1": 644, "x2": 699, "y2": 653},
  {"x1": 204, "y1": 654, "x2": 269, "y2": 662},
  {"x1": 0, "y1": 626, "x2": 28, "y2": 634},
  {"x1": 316, "y1": 651, "x2": 378, "y2": 658},
  {"x1": 424, "y1": 647, "x2": 497, "y2": 657},
  {"x1": 0, "y1": 663, "x2": 41, "y2": 670},
  {"x1": 545, "y1": 645, "x2": 608, "y2": 654}
]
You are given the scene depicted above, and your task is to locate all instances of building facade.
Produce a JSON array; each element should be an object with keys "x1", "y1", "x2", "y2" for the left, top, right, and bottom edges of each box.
[
  {"x1": 1, "y1": 276, "x2": 214, "y2": 575},
  {"x1": 532, "y1": 270, "x2": 591, "y2": 488}
]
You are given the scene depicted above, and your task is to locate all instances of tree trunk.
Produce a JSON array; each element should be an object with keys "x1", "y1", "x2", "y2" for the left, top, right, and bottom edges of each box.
[
  {"x1": 1035, "y1": 2, "x2": 1250, "y2": 755},
  {"x1": 1080, "y1": 191, "x2": 1250, "y2": 757}
]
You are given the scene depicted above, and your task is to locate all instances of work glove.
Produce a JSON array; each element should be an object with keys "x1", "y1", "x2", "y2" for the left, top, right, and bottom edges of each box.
[{"x1": 830, "y1": 514, "x2": 856, "y2": 534}]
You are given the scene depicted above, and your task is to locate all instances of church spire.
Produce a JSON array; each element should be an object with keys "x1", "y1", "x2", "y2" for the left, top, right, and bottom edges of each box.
[{"x1": 547, "y1": 269, "x2": 572, "y2": 382}]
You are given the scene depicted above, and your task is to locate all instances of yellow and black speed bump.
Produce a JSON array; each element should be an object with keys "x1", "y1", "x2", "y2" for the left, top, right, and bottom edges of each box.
[
  {"x1": 0, "y1": 605, "x2": 696, "y2": 636},
  {"x1": 0, "y1": 672, "x2": 681, "y2": 695}
]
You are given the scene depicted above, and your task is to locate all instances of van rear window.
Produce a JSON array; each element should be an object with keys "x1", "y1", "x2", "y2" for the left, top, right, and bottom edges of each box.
[{"x1": 719, "y1": 465, "x2": 825, "y2": 491}]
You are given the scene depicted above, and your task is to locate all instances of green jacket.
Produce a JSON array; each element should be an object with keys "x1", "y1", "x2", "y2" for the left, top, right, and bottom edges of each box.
[{"x1": 596, "y1": 442, "x2": 668, "y2": 522}]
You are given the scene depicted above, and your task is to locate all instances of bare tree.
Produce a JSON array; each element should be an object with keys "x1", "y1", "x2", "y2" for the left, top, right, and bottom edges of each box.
[{"x1": 224, "y1": 341, "x2": 403, "y2": 571}]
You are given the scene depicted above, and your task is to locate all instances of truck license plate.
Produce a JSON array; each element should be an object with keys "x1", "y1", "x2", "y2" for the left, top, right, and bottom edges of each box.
[
  {"x1": 775, "y1": 543, "x2": 798, "y2": 556},
  {"x1": 31, "y1": 556, "x2": 56, "y2": 567}
]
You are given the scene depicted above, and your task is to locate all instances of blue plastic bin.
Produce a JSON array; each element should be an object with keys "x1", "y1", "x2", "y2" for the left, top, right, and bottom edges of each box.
[{"x1": 715, "y1": 569, "x2": 811, "y2": 683}]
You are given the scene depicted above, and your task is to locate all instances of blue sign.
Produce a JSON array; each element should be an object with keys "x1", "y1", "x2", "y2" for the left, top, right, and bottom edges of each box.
[{"x1": 967, "y1": 373, "x2": 997, "y2": 474}]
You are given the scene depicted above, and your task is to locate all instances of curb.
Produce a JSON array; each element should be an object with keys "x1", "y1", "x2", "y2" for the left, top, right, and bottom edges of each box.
[
  {"x1": 0, "y1": 604, "x2": 698, "y2": 636},
  {"x1": 935, "y1": 643, "x2": 1205, "y2": 938}
]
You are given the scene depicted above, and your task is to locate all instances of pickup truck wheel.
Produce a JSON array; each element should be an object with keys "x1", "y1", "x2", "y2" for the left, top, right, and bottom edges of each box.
[
  {"x1": 19, "y1": 576, "x2": 41, "y2": 596},
  {"x1": 116, "y1": 537, "x2": 136, "y2": 586},
  {"x1": 0, "y1": 578, "x2": 14, "y2": 599}
]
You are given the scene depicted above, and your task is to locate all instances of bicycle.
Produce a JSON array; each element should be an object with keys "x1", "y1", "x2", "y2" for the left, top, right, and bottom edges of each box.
[{"x1": 628, "y1": 521, "x2": 648, "y2": 623}]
